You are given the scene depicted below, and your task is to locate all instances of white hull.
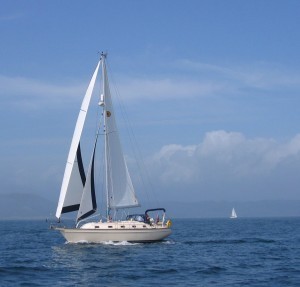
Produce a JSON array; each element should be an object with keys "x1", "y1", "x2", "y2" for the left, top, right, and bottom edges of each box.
[
  {"x1": 54, "y1": 220, "x2": 172, "y2": 243},
  {"x1": 56, "y1": 227, "x2": 171, "y2": 243}
]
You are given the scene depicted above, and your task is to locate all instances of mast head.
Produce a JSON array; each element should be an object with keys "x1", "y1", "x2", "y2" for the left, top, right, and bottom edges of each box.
[{"x1": 100, "y1": 51, "x2": 107, "y2": 60}]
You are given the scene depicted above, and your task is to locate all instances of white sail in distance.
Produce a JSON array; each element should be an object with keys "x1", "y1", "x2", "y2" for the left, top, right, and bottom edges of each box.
[{"x1": 231, "y1": 208, "x2": 237, "y2": 218}]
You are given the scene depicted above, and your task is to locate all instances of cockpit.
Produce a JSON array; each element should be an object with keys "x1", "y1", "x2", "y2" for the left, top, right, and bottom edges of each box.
[{"x1": 126, "y1": 214, "x2": 146, "y2": 222}]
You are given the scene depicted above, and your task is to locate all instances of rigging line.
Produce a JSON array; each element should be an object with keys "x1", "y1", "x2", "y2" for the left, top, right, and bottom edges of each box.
[
  {"x1": 105, "y1": 131, "x2": 115, "y2": 212},
  {"x1": 105, "y1": 130, "x2": 118, "y2": 135},
  {"x1": 106, "y1": 60, "x2": 160, "y2": 207},
  {"x1": 96, "y1": 111, "x2": 106, "y2": 219},
  {"x1": 95, "y1": 120, "x2": 106, "y2": 220},
  {"x1": 115, "y1": 87, "x2": 155, "y2": 204},
  {"x1": 100, "y1": 146, "x2": 106, "y2": 219}
]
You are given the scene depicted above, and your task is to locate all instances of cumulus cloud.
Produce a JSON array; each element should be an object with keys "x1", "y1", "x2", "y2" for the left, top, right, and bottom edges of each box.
[{"x1": 143, "y1": 131, "x2": 300, "y2": 200}]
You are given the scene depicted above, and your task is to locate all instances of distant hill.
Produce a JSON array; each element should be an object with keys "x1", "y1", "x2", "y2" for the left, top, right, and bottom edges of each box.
[{"x1": 0, "y1": 193, "x2": 299, "y2": 219}]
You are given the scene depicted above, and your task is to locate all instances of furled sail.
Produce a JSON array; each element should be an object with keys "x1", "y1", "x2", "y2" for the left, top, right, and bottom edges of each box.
[
  {"x1": 56, "y1": 61, "x2": 100, "y2": 219},
  {"x1": 102, "y1": 57, "x2": 139, "y2": 209},
  {"x1": 76, "y1": 140, "x2": 97, "y2": 222}
]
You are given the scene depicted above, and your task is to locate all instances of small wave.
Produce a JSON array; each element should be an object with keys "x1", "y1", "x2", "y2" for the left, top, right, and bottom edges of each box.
[
  {"x1": 64, "y1": 240, "x2": 90, "y2": 244},
  {"x1": 184, "y1": 238, "x2": 276, "y2": 245},
  {"x1": 150, "y1": 268, "x2": 178, "y2": 274},
  {"x1": 162, "y1": 240, "x2": 176, "y2": 245},
  {"x1": 184, "y1": 239, "x2": 245, "y2": 245},
  {"x1": 0, "y1": 266, "x2": 48, "y2": 275},
  {"x1": 65, "y1": 240, "x2": 139, "y2": 246},
  {"x1": 244, "y1": 238, "x2": 276, "y2": 243},
  {"x1": 195, "y1": 266, "x2": 225, "y2": 275},
  {"x1": 104, "y1": 240, "x2": 140, "y2": 246}
]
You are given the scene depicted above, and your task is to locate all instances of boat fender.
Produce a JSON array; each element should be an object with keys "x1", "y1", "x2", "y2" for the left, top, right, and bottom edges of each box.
[{"x1": 166, "y1": 220, "x2": 172, "y2": 228}]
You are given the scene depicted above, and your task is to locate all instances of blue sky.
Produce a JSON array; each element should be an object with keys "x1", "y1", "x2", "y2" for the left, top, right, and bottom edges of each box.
[{"x1": 1, "y1": 1, "x2": 300, "y2": 205}]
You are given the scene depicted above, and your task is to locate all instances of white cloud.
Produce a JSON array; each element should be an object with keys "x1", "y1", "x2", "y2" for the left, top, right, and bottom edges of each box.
[
  {"x1": 264, "y1": 134, "x2": 300, "y2": 167},
  {"x1": 178, "y1": 59, "x2": 300, "y2": 90},
  {"x1": 147, "y1": 130, "x2": 300, "y2": 186},
  {"x1": 2, "y1": 59, "x2": 300, "y2": 112},
  {"x1": 0, "y1": 75, "x2": 85, "y2": 110},
  {"x1": 115, "y1": 77, "x2": 225, "y2": 101}
]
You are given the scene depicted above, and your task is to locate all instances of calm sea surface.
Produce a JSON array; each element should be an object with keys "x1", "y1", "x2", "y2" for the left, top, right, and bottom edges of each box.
[{"x1": 0, "y1": 218, "x2": 299, "y2": 286}]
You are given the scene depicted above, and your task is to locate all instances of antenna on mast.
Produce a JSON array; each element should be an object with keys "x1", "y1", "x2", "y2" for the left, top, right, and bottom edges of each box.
[{"x1": 98, "y1": 51, "x2": 107, "y2": 59}]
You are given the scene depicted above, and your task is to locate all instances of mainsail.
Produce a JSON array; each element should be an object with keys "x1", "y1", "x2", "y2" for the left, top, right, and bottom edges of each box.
[{"x1": 102, "y1": 57, "x2": 139, "y2": 210}]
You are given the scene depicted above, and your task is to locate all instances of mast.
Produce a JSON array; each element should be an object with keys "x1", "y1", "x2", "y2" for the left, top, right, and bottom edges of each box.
[{"x1": 101, "y1": 52, "x2": 110, "y2": 220}]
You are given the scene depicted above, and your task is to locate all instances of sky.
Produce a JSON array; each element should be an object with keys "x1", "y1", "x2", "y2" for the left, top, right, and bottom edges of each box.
[{"x1": 1, "y1": 0, "x2": 300, "y2": 208}]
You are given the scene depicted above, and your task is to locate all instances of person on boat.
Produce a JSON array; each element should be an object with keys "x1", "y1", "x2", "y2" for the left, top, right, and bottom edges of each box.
[
  {"x1": 145, "y1": 213, "x2": 151, "y2": 224},
  {"x1": 155, "y1": 215, "x2": 160, "y2": 224}
]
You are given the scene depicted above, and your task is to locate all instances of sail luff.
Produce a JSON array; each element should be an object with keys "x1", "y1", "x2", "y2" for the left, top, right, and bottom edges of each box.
[{"x1": 56, "y1": 61, "x2": 100, "y2": 219}]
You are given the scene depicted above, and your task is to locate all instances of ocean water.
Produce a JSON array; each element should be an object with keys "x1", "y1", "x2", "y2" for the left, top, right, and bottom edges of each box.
[{"x1": 0, "y1": 218, "x2": 299, "y2": 286}]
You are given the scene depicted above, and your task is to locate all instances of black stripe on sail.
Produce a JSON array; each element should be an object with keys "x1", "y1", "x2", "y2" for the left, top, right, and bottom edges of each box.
[
  {"x1": 77, "y1": 146, "x2": 97, "y2": 222},
  {"x1": 77, "y1": 143, "x2": 86, "y2": 185},
  {"x1": 77, "y1": 209, "x2": 96, "y2": 222},
  {"x1": 90, "y1": 145, "x2": 97, "y2": 211},
  {"x1": 62, "y1": 204, "x2": 80, "y2": 214}
]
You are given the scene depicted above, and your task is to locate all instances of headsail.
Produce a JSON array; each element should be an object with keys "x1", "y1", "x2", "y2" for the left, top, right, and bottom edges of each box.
[
  {"x1": 76, "y1": 139, "x2": 97, "y2": 222},
  {"x1": 56, "y1": 61, "x2": 100, "y2": 219},
  {"x1": 102, "y1": 56, "x2": 139, "y2": 210}
]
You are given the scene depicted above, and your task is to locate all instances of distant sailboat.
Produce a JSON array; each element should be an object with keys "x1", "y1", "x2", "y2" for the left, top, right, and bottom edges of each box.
[
  {"x1": 52, "y1": 53, "x2": 172, "y2": 243},
  {"x1": 230, "y1": 208, "x2": 237, "y2": 219}
]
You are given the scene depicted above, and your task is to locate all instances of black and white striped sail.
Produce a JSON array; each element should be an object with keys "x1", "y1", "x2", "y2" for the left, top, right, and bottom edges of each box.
[
  {"x1": 56, "y1": 54, "x2": 139, "y2": 221},
  {"x1": 55, "y1": 61, "x2": 100, "y2": 219},
  {"x1": 76, "y1": 140, "x2": 97, "y2": 222}
]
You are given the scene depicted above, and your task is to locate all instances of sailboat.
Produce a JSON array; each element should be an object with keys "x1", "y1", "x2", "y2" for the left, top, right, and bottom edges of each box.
[
  {"x1": 230, "y1": 208, "x2": 237, "y2": 219},
  {"x1": 52, "y1": 53, "x2": 172, "y2": 243}
]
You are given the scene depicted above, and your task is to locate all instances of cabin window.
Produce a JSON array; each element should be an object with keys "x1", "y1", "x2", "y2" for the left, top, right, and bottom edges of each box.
[
  {"x1": 108, "y1": 226, "x2": 113, "y2": 228},
  {"x1": 143, "y1": 225, "x2": 146, "y2": 228},
  {"x1": 121, "y1": 225, "x2": 125, "y2": 228},
  {"x1": 132, "y1": 225, "x2": 136, "y2": 228},
  {"x1": 95, "y1": 226, "x2": 99, "y2": 229}
]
